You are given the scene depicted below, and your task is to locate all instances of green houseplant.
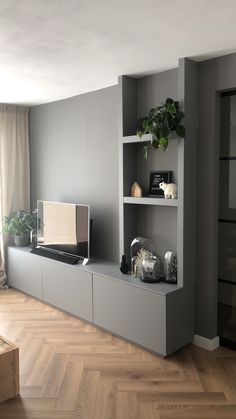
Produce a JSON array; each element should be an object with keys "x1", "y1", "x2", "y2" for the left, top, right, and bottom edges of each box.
[
  {"x1": 137, "y1": 98, "x2": 185, "y2": 158},
  {"x1": 2, "y1": 210, "x2": 37, "y2": 246}
]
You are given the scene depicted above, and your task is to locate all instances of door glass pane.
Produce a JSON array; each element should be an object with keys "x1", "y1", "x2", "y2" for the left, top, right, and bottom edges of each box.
[
  {"x1": 230, "y1": 95, "x2": 236, "y2": 157},
  {"x1": 218, "y1": 221, "x2": 236, "y2": 284}
]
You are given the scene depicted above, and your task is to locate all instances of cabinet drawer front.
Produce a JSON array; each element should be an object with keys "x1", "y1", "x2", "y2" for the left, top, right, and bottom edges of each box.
[
  {"x1": 42, "y1": 259, "x2": 92, "y2": 322},
  {"x1": 8, "y1": 248, "x2": 42, "y2": 299},
  {"x1": 93, "y1": 274, "x2": 166, "y2": 355}
]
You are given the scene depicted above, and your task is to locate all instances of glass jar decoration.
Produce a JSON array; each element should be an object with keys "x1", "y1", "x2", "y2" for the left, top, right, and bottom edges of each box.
[
  {"x1": 130, "y1": 237, "x2": 155, "y2": 278},
  {"x1": 164, "y1": 251, "x2": 177, "y2": 284},
  {"x1": 141, "y1": 255, "x2": 163, "y2": 283}
]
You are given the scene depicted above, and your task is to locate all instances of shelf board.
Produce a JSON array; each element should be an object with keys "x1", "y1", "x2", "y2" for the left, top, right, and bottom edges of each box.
[
  {"x1": 99, "y1": 266, "x2": 182, "y2": 296},
  {"x1": 123, "y1": 197, "x2": 178, "y2": 206},
  {"x1": 123, "y1": 134, "x2": 152, "y2": 144}
]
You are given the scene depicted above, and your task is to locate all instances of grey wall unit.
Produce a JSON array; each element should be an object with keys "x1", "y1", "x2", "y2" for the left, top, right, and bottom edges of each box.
[
  {"x1": 8, "y1": 246, "x2": 189, "y2": 356},
  {"x1": 118, "y1": 58, "x2": 197, "y2": 349},
  {"x1": 93, "y1": 273, "x2": 166, "y2": 354},
  {"x1": 92, "y1": 270, "x2": 193, "y2": 356},
  {"x1": 24, "y1": 57, "x2": 199, "y2": 354},
  {"x1": 119, "y1": 58, "x2": 197, "y2": 284},
  {"x1": 8, "y1": 247, "x2": 42, "y2": 299},
  {"x1": 42, "y1": 259, "x2": 93, "y2": 322}
]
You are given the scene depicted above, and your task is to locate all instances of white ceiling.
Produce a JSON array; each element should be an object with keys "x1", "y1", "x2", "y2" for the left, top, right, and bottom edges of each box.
[{"x1": 1, "y1": 0, "x2": 236, "y2": 106}]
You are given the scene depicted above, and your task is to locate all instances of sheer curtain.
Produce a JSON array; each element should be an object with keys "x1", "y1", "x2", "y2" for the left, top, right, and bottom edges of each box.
[{"x1": 0, "y1": 105, "x2": 30, "y2": 287}]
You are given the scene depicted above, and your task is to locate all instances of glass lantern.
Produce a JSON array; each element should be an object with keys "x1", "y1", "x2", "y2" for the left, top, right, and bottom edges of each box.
[
  {"x1": 141, "y1": 255, "x2": 163, "y2": 283},
  {"x1": 130, "y1": 237, "x2": 155, "y2": 278},
  {"x1": 164, "y1": 251, "x2": 177, "y2": 284}
]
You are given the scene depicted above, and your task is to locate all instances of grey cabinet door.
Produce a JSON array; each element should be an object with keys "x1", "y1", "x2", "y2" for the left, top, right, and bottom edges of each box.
[
  {"x1": 42, "y1": 259, "x2": 93, "y2": 322},
  {"x1": 8, "y1": 248, "x2": 42, "y2": 299},
  {"x1": 93, "y1": 274, "x2": 166, "y2": 355}
]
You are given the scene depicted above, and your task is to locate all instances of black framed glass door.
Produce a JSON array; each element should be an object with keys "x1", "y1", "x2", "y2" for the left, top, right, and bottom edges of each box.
[{"x1": 218, "y1": 92, "x2": 236, "y2": 350}]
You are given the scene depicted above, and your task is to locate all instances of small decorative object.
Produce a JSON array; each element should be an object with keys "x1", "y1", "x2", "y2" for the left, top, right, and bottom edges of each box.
[
  {"x1": 149, "y1": 171, "x2": 172, "y2": 196},
  {"x1": 131, "y1": 237, "x2": 155, "y2": 277},
  {"x1": 120, "y1": 255, "x2": 129, "y2": 274},
  {"x1": 2, "y1": 210, "x2": 37, "y2": 247},
  {"x1": 136, "y1": 98, "x2": 185, "y2": 158},
  {"x1": 141, "y1": 255, "x2": 163, "y2": 283},
  {"x1": 164, "y1": 251, "x2": 177, "y2": 284},
  {"x1": 159, "y1": 182, "x2": 177, "y2": 199},
  {"x1": 131, "y1": 182, "x2": 142, "y2": 198},
  {"x1": 30, "y1": 229, "x2": 37, "y2": 249}
]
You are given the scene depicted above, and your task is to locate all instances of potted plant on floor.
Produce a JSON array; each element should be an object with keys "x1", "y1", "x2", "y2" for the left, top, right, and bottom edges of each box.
[{"x1": 2, "y1": 210, "x2": 37, "y2": 246}]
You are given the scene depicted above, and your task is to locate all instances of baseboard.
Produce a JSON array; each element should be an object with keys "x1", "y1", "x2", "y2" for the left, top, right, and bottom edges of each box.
[{"x1": 193, "y1": 334, "x2": 219, "y2": 351}]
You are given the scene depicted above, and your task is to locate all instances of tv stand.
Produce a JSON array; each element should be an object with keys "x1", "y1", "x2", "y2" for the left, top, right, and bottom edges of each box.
[
  {"x1": 8, "y1": 246, "x2": 190, "y2": 356},
  {"x1": 31, "y1": 247, "x2": 79, "y2": 265}
]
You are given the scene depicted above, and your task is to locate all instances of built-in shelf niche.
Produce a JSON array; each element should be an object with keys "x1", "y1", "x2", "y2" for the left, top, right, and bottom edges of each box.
[
  {"x1": 123, "y1": 137, "x2": 178, "y2": 198},
  {"x1": 123, "y1": 204, "x2": 177, "y2": 262}
]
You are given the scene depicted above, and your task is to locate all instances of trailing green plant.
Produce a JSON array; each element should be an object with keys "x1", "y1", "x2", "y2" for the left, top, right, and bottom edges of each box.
[
  {"x1": 137, "y1": 98, "x2": 185, "y2": 158},
  {"x1": 2, "y1": 210, "x2": 37, "y2": 237}
]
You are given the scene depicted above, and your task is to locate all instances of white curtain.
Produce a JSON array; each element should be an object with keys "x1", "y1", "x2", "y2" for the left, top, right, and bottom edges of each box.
[{"x1": 0, "y1": 104, "x2": 30, "y2": 287}]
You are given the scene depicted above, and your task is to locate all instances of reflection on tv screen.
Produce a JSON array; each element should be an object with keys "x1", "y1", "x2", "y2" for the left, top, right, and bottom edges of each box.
[{"x1": 37, "y1": 201, "x2": 90, "y2": 259}]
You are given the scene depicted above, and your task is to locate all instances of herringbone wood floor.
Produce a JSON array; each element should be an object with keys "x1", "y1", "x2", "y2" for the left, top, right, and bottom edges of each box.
[{"x1": 0, "y1": 289, "x2": 236, "y2": 419}]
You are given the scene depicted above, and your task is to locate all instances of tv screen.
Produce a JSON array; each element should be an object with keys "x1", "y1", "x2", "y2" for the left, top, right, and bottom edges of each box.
[{"x1": 37, "y1": 201, "x2": 90, "y2": 260}]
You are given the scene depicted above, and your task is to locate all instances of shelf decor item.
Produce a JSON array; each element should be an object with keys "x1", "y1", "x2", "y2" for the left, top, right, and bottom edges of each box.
[
  {"x1": 159, "y1": 182, "x2": 177, "y2": 199},
  {"x1": 120, "y1": 254, "x2": 129, "y2": 274},
  {"x1": 131, "y1": 182, "x2": 142, "y2": 197},
  {"x1": 164, "y1": 251, "x2": 177, "y2": 284},
  {"x1": 136, "y1": 98, "x2": 185, "y2": 158},
  {"x1": 131, "y1": 237, "x2": 155, "y2": 278},
  {"x1": 2, "y1": 210, "x2": 37, "y2": 247},
  {"x1": 141, "y1": 255, "x2": 163, "y2": 283},
  {"x1": 149, "y1": 171, "x2": 172, "y2": 196}
]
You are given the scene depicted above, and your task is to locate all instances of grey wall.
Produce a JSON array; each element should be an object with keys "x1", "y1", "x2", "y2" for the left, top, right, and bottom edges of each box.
[
  {"x1": 137, "y1": 69, "x2": 178, "y2": 118},
  {"x1": 29, "y1": 86, "x2": 119, "y2": 262},
  {"x1": 197, "y1": 53, "x2": 236, "y2": 338}
]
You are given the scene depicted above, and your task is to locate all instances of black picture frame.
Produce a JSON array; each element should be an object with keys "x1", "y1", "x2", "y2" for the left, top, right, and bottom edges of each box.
[{"x1": 148, "y1": 171, "x2": 172, "y2": 196}]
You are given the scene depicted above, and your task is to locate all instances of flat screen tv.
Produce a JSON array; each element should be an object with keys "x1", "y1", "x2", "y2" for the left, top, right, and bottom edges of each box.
[{"x1": 35, "y1": 201, "x2": 90, "y2": 263}]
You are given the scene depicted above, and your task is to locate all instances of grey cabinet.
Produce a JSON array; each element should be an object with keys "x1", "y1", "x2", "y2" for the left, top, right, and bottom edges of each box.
[
  {"x1": 7, "y1": 247, "x2": 93, "y2": 323},
  {"x1": 93, "y1": 273, "x2": 166, "y2": 354},
  {"x1": 42, "y1": 258, "x2": 92, "y2": 322},
  {"x1": 8, "y1": 247, "x2": 42, "y2": 299},
  {"x1": 7, "y1": 246, "x2": 193, "y2": 356}
]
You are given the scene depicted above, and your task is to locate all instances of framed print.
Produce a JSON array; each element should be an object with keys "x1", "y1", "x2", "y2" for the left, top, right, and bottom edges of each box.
[{"x1": 148, "y1": 171, "x2": 172, "y2": 196}]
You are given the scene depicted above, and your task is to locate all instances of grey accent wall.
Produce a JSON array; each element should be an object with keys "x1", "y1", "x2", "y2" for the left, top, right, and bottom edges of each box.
[
  {"x1": 29, "y1": 86, "x2": 119, "y2": 262},
  {"x1": 137, "y1": 68, "x2": 178, "y2": 118},
  {"x1": 197, "y1": 53, "x2": 236, "y2": 338}
]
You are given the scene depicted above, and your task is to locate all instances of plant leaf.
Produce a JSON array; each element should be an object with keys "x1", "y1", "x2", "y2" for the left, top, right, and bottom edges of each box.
[
  {"x1": 152, "y1": 138, "x2": 160, "y2": 149},
  {"x1": 159, "y1": 137, "x2": 168, "y2": 150},
  {"x1": 143, "y1": 145, "x2": 148, "y2": 160},
  {"x1": 175, "y1": 124, "x2": 185, "y2": 138},
  {"x1": 149, "y1": 108, "x2": 156, "y2": 117},
  {"x1": 142, "y1": 118, "x2": 150, "y2": 132},
  {"x1": 160, "y1": 127, "x2": 169, "y2": 138},
  {"x1": 137, "y1": 130, "x2": 143, "y2": 139}
]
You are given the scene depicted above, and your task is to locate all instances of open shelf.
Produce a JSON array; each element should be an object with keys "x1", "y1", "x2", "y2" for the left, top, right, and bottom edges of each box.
[
  {"x1": 123, "y1": 197, "x2": 178, "y2": 206},
  {"x1": 123, "y1": 134, "x2": 152, "y2": 144}
]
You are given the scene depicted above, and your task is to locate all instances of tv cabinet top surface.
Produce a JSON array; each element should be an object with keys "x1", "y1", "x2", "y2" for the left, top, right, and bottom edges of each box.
[{"x1": 9, "y1": 246, "x2": 181, "y2": 296}]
